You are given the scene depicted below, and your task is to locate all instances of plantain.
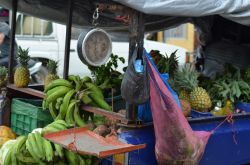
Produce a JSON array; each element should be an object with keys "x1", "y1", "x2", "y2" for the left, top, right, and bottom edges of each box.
[
  {"x1": 65, "y1": 100, "x2": 77, "y2": 125},
  {"x1": 44, "y1": 79, "x2": 72, "y2": 93},
  {"x1": 49, "y1": 101, "x2": 58, "y2": 119},
  {"x1": 59, "y1": 89, "x2": 76, "y2": 119},
  {"x1": 33, "y1": 132, "x2": 46, "y2": 160},
  {"x1": 43, "y1": 139, "x2": 54, "y2": 162},
  {"x1": 65, "y1": 150, "x2": 79, "y2": 165},
  {"x1": 82, "y1": 76, "x2": 92, "y2": 83},
  {"x1": 54, "y1": 144, "x2": 64, "y2": 158},
  {"x1": 26, "y1": 137, "x2": 45, "y2": 164},
  {"x1": 45, "y1": 86, "x2": 71, "y2": 108},
  {"x1": 84, "y1": 82, "x2": 104, "y2": 99},
  {"x1": 73, "y1": 103, "x2": 86, "y2": 127},
  {"x1": 89, "y1": 93, "x2": 111, "y2": 111},
  {"x1": 16, "y1": 152, "x2": 37, "y2": 164}
]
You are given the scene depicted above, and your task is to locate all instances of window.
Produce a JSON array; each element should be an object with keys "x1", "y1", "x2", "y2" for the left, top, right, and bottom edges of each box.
[
  {"x1": 16, "y1": 14, "x2": 53, "y2": 37},
  {"x1": 164, "y1": 24, "x2": 187, "y2": 40}
]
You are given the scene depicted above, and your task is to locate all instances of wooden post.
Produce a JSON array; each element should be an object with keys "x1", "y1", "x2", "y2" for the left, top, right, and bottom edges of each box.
[{"x1": 126, "y1": 10, "x2": 145, "y2": 123}]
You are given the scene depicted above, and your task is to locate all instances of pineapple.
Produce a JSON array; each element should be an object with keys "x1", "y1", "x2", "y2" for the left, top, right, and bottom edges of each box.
[
  {"x1": 174, "y1": 64, "x2": 212, "y2": 112},
  {"x1": 0, "y1": 66, "x2": 7, "y2": 88},
  {"x1": 14, "y1": 46, "x2": 30, "y2": 88},
  {"x1": 44, "y1": 60, "x2": 59, "y2": 88}
]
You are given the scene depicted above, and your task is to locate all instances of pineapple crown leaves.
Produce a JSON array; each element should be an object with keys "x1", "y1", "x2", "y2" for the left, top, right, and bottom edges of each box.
[
  {"x1": 47, "y1": 60, "x2": 58, "y2": 74},
  {"x1": 17, "y1": 46, "x2": 30, "y2": 67},
  {"x1": 173, "y1": 64, "x2": 199, "y2": 93},
  {"x1": 0, "y1": 66, "x2": 7, "y2": 77}
]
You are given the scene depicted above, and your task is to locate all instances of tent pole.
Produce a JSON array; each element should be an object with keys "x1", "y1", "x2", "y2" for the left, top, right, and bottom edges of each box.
[
  {"x1": 63, "y1": 0, "x2": 73, "y2": 79},
  {"x1": 126, "y1": 10, "x2": 145, "y2": 123},
  {"x1": 8, "y1": 0, "x2": 18, "y2": 83}
]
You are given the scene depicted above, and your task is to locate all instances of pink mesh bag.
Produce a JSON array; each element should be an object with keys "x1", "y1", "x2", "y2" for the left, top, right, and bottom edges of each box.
[{"x1": 146, "y1": 53, "x2": 212, "y2": 165}]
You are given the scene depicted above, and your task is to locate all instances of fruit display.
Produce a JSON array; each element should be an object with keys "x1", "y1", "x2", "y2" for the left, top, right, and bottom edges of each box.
[
  {"x1": 44, "y1": 60, "x2": 59, "y2": 88},
  {"x1": 0, "y1": 120, "x2": 94, "y2": 165},
  {"x1": 0, "y1": 66, "x2": 7, "y2": 88},
  {"x1": 43, "y1": 76, "x2": 111, "y2": 127},
  {"x1": 14, "y1": 46, "x2": 30, "y2": 88},
  {"x1": 173, "y1": 64, "x2": 212, "y2": 112},
  {"x1": 0, "y1": 126, "x2": 16, "y2": 148}
]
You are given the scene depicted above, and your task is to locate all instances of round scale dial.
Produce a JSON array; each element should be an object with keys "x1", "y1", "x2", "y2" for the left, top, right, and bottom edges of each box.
[{"x1": 77, "y1": 28, "x2": 112, "y2": 66}]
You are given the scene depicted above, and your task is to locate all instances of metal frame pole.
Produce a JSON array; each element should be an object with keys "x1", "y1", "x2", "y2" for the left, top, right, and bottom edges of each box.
[
  {"x1": 126, "y1": 10, "x2": 145, "y2": 123},
  {"x1": 63, "y1": 0, "x2": 73, "y2": 79},
  {"x1": 8, "y1": 0, "x2": 18, "y2": 83}
]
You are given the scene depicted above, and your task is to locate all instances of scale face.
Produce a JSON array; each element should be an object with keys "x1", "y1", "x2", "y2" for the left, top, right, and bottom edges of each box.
[{"x1": 77, "y1": 28, "x2": 112, "y2": 66}]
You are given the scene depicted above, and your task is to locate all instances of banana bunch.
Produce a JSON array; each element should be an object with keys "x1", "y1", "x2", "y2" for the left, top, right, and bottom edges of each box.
[
  {"x1": 43, "y1": 75, "x2": 111, "y2": 126},
  {"x1": 1, "y1": 136, "x2": 35, "y2": 165},
  {"x1": 1, "y1": 120, "x2": 94, "y2": 165},
  {"x1": 65, "y1": 150, "x2": 92, "y2": 165}
]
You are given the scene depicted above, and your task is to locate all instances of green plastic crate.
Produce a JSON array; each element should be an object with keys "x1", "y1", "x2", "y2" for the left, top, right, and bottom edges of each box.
[{"x1": 11, "y1": 98, "x2": 53, "y2": 135}]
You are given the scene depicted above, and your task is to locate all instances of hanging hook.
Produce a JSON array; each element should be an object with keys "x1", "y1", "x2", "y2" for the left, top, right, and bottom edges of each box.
[{"x1": 92, "y1": 7, "x2": 99, "y2": 26}]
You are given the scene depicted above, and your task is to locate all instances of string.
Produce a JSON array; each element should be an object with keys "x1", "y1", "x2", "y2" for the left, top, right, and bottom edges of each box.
[{"x1": 211, "y1": 113, "x2": 238, "y2": 145}]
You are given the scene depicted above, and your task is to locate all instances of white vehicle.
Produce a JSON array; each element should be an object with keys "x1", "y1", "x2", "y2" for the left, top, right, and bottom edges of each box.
[{"x1": 15, "y1": 14, "x2": 187, "y2": 78}]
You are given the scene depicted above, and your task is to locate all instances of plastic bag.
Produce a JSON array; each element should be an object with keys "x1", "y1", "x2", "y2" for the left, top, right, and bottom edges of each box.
[
  {"x1": 121, "y1": 49, "x2": 149, "y2": 105},
  {"x1": 137, "y1": 72, "x2": 180, "y2": 123},
  {"x1": 145, "y1": 51, "x2": 211, "y2": 164}
]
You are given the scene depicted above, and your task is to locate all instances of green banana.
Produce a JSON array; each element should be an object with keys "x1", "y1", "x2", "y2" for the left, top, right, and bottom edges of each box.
[
  {"x1": 33, "y1": 132, "x2": 46, "y2": 160},
  {"x1": 44, "y1": 79, "x2": 72, "y2": 93},
  {"x1": 82, "y1": 76, "x2": 92, "y2": 83},
  {"x1": 89, "y1": 93, "x2": 111, "y2": 111},
  {"x1": 86, "y1": 158, "x2": 92, "y2": 165},
  {"x1": 43, "y1": 139, "x2": 54, "y2": 162},
  {"x1": 4, "y1": 144, "x2": 15, "y2": 165},
  {"x1": 68, "y1": 75, "x2": 82, "y2": 91},
  {"x1": 54, "y1": 144, "x2": 64, "y2": 158},
  {"x1": 49, "y1": 102, "x2": 58, "y2": 119},
  {"x1": 65, "y1": 100, "x2": 77, "y2": 125},
  {"x1": 74, "y1": 104, "x2": 86, "y2": 127},
  {"x1": 45, "y1": 86, "x2": 67, "y2": 97},
  {"x1": 29, "y1": 133, "x2": 44, "y2": 160},
  {"x1": 53, "y1": 119, "x2": 69, "y2": 128},
  {"x1": 45, "y1": 86, "x2": 71, "y2": 107},
  {"x1": 84, "y1": 82, "x2": 104, "y2": 99},
  {"x1": 55, "y1": 113, "x2": 63, "y2": 120},
  {"x1": 42, "y1": 126, "x2": 61, "y2": 135},
  {"x1": 11, "y1": 136, "x2": 26, "y2": 165},
  {"x1": 42, "y1": 100, "x2": 46, "y2": 110},
  {"x1": 81, "y1": 93, "x2": 93, "y2": 105},
  {"x1": 26, "y1": 137, "x2": 44, "y2": 164},
  {"x1": 79, "y1": 156, "x2": 86, "y2": 165},
  {"x1": 55, "y1": 97, "x2": 64, "y2": 110},
  {"x1": 15, "y1": 136, "x2": 27, "y2": 153},
  {"x1": 65, "y1": 150, "x2": 79, "y2": 165},
  {"x1": 59, "y1": 89, "x2": 76, "y2": 119},
  {"x1": 16, "y1": 152, "x2": 37, "y2": 164},
  {"x1": 48, "y1": 122, "x2": 67, "y2": 131}
]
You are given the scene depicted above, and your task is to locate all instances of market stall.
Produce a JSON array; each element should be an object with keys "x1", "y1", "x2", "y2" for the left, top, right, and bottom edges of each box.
[{"x1": 0, "y1": 0, "x2": 249, "y2": 165}]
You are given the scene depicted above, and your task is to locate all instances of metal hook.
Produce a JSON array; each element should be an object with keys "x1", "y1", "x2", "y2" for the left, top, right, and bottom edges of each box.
[
  {"x1": 92, "y1": 7, "x2": 99, "y2": 26},
  {"x1": 93, "y1": 7, "x2": 99, "y2": 20}
]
